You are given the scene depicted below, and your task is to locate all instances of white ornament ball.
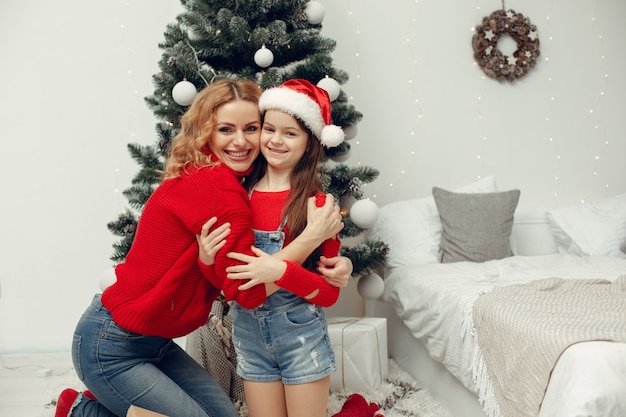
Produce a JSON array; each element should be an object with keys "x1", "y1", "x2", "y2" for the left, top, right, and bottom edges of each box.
[
  {"x1": 357, "y1": 273, "x2": 385, "y2": 300},
  {"x1": 305, "y1": 1, "x2": 325, "y2": 25},
  {"x1": 317, "y1": 77, "x2": 340, "y2": 101},
  {"x1": 254, "y1": 46, "x2": 274, "y2": 68},
  {"x1": 343, "y1": 124, "x2": 358, "y2": 140},
  {"x1": 99, "y1": 267, "x2": 117, "y2": 291},
  {"x1": 172, "y1": 80, "x2": 197, "y2": 106},
  {"x1": 349, "y1": 199, "x2": 379, "y2": 229}
]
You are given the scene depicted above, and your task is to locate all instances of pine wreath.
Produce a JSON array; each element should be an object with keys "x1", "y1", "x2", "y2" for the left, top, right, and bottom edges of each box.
[{"x1": 472, "y1": 9, "x2": 540, "y2": 82}]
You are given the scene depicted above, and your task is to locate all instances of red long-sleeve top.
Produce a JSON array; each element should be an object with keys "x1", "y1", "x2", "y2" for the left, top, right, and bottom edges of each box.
[
  {"x1": 102, "y1": 162, "x2": 259, "y2": 339},
  {"x1": 219, "y1": 189, "x2": 342, "y2": 308}
]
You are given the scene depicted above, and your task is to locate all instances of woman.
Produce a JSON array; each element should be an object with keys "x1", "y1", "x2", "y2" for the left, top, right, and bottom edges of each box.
[{"x1": 54, "y1": 79, "x2": 346, "y2": 417}]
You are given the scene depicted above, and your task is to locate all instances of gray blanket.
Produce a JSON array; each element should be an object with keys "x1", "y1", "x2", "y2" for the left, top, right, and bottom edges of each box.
[{"x1": 472, "y1": 275, "x2": 626, "y2": 417}]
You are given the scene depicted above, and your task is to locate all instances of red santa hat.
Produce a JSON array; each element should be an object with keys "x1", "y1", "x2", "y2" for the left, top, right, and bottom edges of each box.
[{"x1": 258, "y1": 79, "x2": 345, "y2": 147}]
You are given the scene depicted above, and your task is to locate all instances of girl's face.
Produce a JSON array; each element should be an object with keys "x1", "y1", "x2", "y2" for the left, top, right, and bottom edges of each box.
[
  {"x1": 260, "y1": 110, "x2": 309, "y2": 171},
  {"x1": 208, "y1": 100, "x2": 261, "y2": 172}
]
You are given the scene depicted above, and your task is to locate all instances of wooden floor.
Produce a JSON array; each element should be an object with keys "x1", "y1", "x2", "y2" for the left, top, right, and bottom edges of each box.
[{"x1": 0, "y1": 352, "x2": 83, "y2": 417}]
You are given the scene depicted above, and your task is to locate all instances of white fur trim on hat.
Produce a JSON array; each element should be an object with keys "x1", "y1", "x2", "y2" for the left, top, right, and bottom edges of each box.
[{"x1": 259, "y1": 87, "x2": 344, "y2": 147}]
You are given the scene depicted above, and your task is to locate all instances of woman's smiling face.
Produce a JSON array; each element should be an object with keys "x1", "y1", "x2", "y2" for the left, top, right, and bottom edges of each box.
[{"x1": 208, "y1": 100, "x2": 261, "y2": 172}]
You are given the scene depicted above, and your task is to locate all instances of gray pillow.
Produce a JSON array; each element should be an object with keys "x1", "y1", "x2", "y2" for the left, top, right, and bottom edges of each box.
[
  {"x1": 432, "y1": 187, "x2": 521, "y2": 263},
  {"x1": 621, "y1": 241, "x2": 626, "y2": 255}
]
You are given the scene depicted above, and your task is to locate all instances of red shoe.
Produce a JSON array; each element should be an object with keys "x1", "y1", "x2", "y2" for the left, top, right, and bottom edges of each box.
[
  {"x1": 55, "y1": 389, "x2": 79, "y2": 417},
  {"x1": 55, "y1": 389, "x2": 96, "y2": 417}
]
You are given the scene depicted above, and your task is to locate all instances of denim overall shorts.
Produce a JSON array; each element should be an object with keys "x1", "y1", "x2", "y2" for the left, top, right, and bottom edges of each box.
[{"x1": 231, "y1": 193, "x2": 336, "y2": 384}]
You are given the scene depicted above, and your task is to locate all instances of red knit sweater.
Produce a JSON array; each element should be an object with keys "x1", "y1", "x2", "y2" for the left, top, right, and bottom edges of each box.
[
  {"x1": 101, "y1": 163, "x2": 261, "y2": 339},
  {"x1": 220, "y1": 189, "x2": 341, "y2": 308}
]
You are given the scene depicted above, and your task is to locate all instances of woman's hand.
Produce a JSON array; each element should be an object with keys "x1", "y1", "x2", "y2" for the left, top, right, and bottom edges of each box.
[
  {"x1": 196, "y1": 217, "x2": 231, "y2": 266},
  {"x1": 301, "y1": 194, "x2": 344, "y2": 244},
  {"x1": 226, "y1": 246, "x2": 287, "y2": 290},
  {"x1": 317, "y1": 255, "x2": 353, "y2": 288}
]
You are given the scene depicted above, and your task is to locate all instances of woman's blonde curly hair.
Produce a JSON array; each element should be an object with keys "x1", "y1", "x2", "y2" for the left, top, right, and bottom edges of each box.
[{"x1": 163, "y1": 78, "x2": 262, "y2": 179}]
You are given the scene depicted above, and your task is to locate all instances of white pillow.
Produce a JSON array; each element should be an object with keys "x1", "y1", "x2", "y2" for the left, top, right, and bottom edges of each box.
[
  {"x1": 546, "y1": 193, "x2": 626, "y2": 259},
  {"x1": 368, "y1": 176, "x2": 498, "y2": 268}
]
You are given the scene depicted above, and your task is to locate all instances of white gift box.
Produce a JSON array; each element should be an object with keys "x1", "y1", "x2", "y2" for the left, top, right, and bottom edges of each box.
[{"x1": 327, "y1": 317, "x2": 388, "y2": 392}]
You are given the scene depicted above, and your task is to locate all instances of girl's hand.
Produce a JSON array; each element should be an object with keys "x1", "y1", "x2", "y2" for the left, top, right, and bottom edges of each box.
[
  {"x1": 302, "y1": 194, "x2": 344, "y2": 243},
  {"x1": 226, "y1": 246, "x2": 287, "y2": 290},
  {"x1": 196, "y1": 217, "x2": 231, "y2": 266},
  {"x1": 317, "y1": 255, "x2": 353, "y2": 288}
]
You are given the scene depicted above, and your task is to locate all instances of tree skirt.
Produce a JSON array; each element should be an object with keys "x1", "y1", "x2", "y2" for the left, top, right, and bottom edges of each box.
[{"x1": 43, "y1": 360, "x2": 452, "y2": 417}]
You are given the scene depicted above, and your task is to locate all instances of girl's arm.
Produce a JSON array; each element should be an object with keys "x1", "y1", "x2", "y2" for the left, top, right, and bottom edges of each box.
[
  {"x1": 226, "y1": 214, "x2": 347, "y2": 308},
  {"x1": 226, "y1": 242, "x2": 343, "y2": 307},
  {"x1": 226, "y1": 194, "x2": 345, "y2": 296},
  {"x1": 196, "y1": 180, "x2": 347, "y2": 307},
  {"x1": 199, "y1": 194, "x2": 344, "y2": 289}
]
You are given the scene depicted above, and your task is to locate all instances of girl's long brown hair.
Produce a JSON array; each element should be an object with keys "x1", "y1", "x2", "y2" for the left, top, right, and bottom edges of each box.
[
  {"x1": 246, "y1": 118, "x2": 328, "y2": 269},
  {"x1": 163, "y1": 78, "x2": 261, "y2": 179}
]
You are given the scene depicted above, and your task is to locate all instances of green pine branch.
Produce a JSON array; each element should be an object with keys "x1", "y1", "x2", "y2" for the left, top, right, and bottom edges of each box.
[{"x1": 340, "y1": 240, "x2": 389, "y2": 278}]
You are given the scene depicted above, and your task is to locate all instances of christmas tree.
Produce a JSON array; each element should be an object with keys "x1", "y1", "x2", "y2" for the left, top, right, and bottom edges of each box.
[{"x1": 108, "y1": 0, "x2": 388, "y2": 279}]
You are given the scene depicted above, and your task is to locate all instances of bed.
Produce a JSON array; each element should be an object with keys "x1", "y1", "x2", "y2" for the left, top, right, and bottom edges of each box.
[{"x1": 364, "y1": 177, "x2": 626, "y2": 417}]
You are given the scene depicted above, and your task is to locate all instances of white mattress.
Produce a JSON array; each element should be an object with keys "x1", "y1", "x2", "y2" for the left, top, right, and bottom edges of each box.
[{"x1": 381, "y1": 254, "x2": 626, "y2": 417}]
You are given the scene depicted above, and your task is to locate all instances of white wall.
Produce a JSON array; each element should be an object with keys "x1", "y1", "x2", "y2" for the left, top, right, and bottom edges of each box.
[
  {"x1": 0, "y1": 0, "x2": 624, "y2": 353},
  {"x1": 323, "y1": 0, "x2": 626, "y2": 207}
]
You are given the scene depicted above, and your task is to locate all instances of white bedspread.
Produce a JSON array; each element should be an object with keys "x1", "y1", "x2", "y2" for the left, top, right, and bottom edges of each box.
[{"x1": 381, "y1": 254, "x2": 626, "y2": 417}]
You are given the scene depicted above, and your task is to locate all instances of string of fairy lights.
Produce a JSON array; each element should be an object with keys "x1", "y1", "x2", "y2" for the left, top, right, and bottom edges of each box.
[
  {"x1": 115, "y1": 0, "x2": 141, "y2": 207},
  {"x1": 588, "y1": 3, "x2": 611, "y2": 198},
  {"x1": 539, "y1": 2, "x2": 561, "y2": 203},
  {"x1": 340, "y1": 0, "x2": 424, "y2": 200},
  {"x1": 404, "y1": 1, "x2": 423, "y2": 194},
  {"x1": 538, "y1": 0, "x2": 612, "y2": 203},
  {"x1": 469, "y1": 1, "x2": 615, "y2": 204},
  {"x1": 342, "y1": 0, "x2": 619, "y2": 206}
]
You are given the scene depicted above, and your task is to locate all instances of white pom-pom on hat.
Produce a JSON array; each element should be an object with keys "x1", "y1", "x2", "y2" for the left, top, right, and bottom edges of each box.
[
  {"x1": 321, "y1": 124, "x2": 344, "y2": 147},
  {"x1": 259, "y1": 79, "x2": 344, "y2": 147}
]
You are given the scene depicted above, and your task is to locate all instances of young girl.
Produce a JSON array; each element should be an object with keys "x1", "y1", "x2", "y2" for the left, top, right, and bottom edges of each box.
[{"x1": 221, "y1": 79, "x2": 361, "y2": 417}]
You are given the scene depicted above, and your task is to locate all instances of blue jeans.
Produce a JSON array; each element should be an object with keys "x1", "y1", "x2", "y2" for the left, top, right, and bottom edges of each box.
[{"x1": 69, "y1": 295, "x2": 240, "y2": 417}]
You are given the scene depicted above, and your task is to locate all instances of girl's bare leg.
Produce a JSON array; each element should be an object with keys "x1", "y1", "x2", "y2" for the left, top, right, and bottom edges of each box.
[
  {"x1": 244, "y1": 380, "x2": 287, "y2": 417},
  {"x1": 285, "y1": 375, "x2": 331, "y2": 417}
]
